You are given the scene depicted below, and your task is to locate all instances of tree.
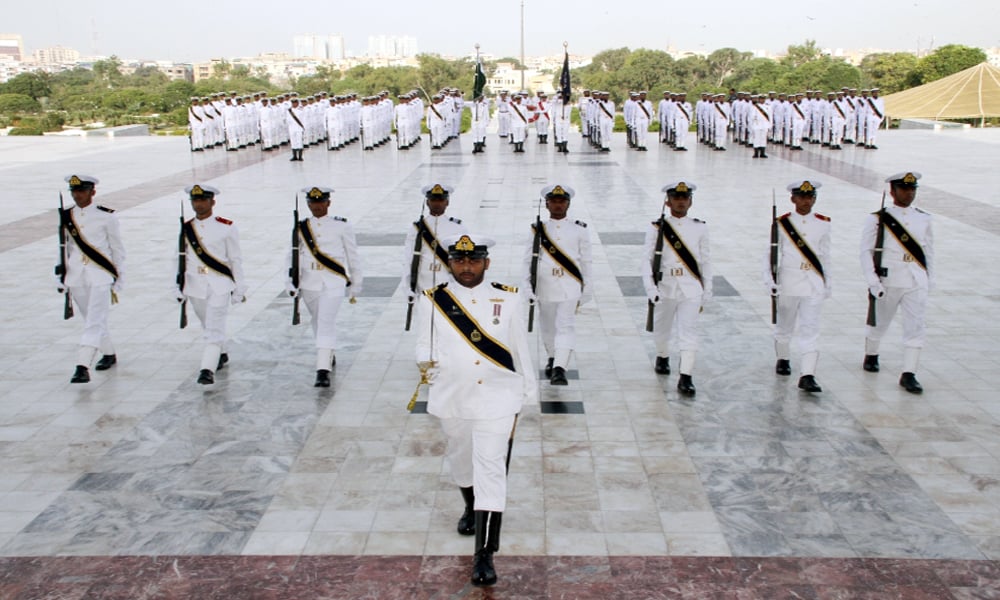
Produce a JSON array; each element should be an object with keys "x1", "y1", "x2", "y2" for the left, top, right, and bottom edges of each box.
[
  {"x1": 782, "y1": 40, "x2": 822, "y2": 68},
  {"x1": 860, "y1": 52, "x2": 918, "y2": 93},
  {"x1": 707, "y1": 48, "x2": 751, "y2": 87},
  {"x1": 724, "y1": 58, "x2": 790, "y2": 93},
  {"x1": 92, "y1": 56, "x2": 124, "y2": 89},
  {"x1": 912, "y1": 44, "x2": 987, "y2": 84},
  {"x1": 618, "y1": 49, "x2": 675, "y2": 94},
  {"x1": 1, "y1": 72, "x2": 52, "y2": 100},
  {"x1": 0, "y1": 93, "x2": 42, "y2": 113}
]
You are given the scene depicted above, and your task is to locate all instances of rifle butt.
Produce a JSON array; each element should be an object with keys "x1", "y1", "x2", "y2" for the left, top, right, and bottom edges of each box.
[
  {"x1": 866, "y1": 294, "x2": 877, "y2": 328},
  {"x1": 404, "y1": 302, "x2": 413, "y2": 331},
  {"x1": 179, "y1": 300, "x2": 188, "y2": 329},
  {"x1": 292, "y1": 297, "x2": 301, "y2": 326},
  {"x1": 527, "y1": 304, "x2": 535, "y2": 333},
  {"x1": 63, "y1": 293, "x2": 74, "y2": 320},
  {"x1": 770, "y1": 296, "x2": 777, "y2": 325},
  {"x1": 645, "y1": 300, "x2": 655, "y2": 332}
]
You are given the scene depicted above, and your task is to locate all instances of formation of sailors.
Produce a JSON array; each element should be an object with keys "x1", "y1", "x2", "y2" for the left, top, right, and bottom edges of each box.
[{"x1": 577, "y1": 90, "x2": 615, "y2": 152}]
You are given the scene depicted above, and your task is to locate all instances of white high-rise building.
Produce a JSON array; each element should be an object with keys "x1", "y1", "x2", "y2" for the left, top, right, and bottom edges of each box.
[
  {"x1": 293, "y1": 34, "x2": 345, "y2": 61},
  {"x1": 33, "y1": 46, "x2": 81, "y2": 64},
  {"x1": 0, "y1": 33, "x2": 24, "y2": 62},
  {"x1": 367, "y1": 35, "x2": 418, "y2": 58}
]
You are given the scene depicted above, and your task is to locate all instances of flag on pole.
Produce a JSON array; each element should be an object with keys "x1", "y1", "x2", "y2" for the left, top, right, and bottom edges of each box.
[
  {"x1": 559, "y1": 49, "x2": 571, "y2": 103},
  {"x1": 473, "y1": 56, "x2": 486, "y2": 99}
]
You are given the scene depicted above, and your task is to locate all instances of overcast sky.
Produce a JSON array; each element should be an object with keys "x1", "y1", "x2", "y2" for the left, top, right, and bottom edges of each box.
[{"x1": 7, "y1": 0, "x2": 997, "y2": 61}]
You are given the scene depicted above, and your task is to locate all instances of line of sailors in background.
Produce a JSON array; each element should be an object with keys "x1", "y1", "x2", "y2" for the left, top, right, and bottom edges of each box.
[
  {"x1": 692, "y1": 88, "x2": 886, "y2": 153},
  {"x1": 188, "y1": 90, "x2": 405, "y2": 154},
  {"x1": 491, "y1": 89, "x2": 574, "y2": 154}
]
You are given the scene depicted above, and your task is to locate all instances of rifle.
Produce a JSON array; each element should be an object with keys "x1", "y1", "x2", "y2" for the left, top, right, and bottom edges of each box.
[
  {"x1": 291, "y1": 194, "x2": 301, "y2": 326},
  {"x1": 56, "y1": 192, "x2": 73, "y2": 320},
  {"x1": 646, "y1": 204, "x2": 666, "y2": 332},
  {"x1": 527, "y1": 198, "x2": 542, "y2": 332},
  {"x1": 404, "y1": 200, "x2": 427, "y2": 331},
  {"x1": 866, "y1": 192, "x2": 887, "y2": 327},
  {"x1": 769, "y1": 190, "x2": 779, "y2": 324},
  {"x1": 177, "y1": 199, "x2": 188, "y2": 329}
]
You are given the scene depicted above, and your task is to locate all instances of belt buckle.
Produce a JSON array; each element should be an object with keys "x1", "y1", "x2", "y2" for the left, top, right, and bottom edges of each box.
[
  {"x1": 670, "y1": 267, "x2": 684, "y2": 277},
  {"x1": 552, "y1": 267, "x2": 564, "y2": 277},
  {"x1": 800, "y1": 262, "x2": 811, "y2": 271},
  {"x1": 311, "y1": 262, "x2": 322, "y2": 270},
  {"x1": 903, "y1": 254, "x2": 914, "y2": 263},
  {"x1": 198, "y1": 266, "x2": 209, "y2": 274}
]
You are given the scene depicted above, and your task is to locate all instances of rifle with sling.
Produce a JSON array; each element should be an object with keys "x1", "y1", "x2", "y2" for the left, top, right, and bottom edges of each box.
[
  {"x1": 528, "y1": 198, "x2": 542, "y2": 332},
  {"x1": 866, "y1": 192, "x2": 887, "y2": 327},
  {"x1": 404, "y1": 199, "x2": 427, "y2": 331},
  {"x1": 769, "y1": 190, "x2": 779, "y2": 324},
  {"x1": 646, "y1": 204, "x2": 667, "y2": 332},
  {"x1": 291, "y1": 194, "x2": 301, "y2": 325},
  {"x1": 56, "y1": 193, "x2": 73, "y2": 320},
  {"x1": 177, "y1": 199, "x2": 188, "y2": 329}
]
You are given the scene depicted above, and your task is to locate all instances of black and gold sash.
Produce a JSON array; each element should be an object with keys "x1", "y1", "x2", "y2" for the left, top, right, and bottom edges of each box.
[
  {"x1": 534, "y1": 222, "x2": 583, "y2": 284},
  {"x1": 637, "y1": 102, "x2": 651, "y2": 119},
  {"x1": 881, "y1": 211, "x2": 927, "y2": 270},
  {"x1": 183, "y1": 220, "x2": 234, "y2": 281},
  {"x1": 429, "y1": 105, "x2": 444, "y2": 121},
  {"x1": 659, "y1": 220, "x2": 702, "y2": 285},
  {"x1": 189, "y1": 106, "x2": 203, "y2": 122},
  {"x1": 288, "y1": 108, "x2": 304, "y2": 128},
  {"x1": 427, "y1": 285, "x2": 516, "y2": 372},
  {"x1": 714, "y1": 103, "x2": 728, "y2": 118},
  {"x1": 512, "y1": 103, "x2": 527, "y2": 123},
  {"x1": 415, "y1": 218, "x2": 452, "y2": 273},
  {"x1": 753, "y1": 103, "x2": 771, "y2": 122},
  {"x1": 833, "y1": 101, "x2": 845, "y2": 119},
  {"x1": 778, "y1": 216, "x2": 825, "y2": 281},
  {"x1": 61, "y1": 209, "x2": 119, "y2": 280},
  {"x1": 298, "y1": 220, "x2": 351, "y2": 284},
  {"x1": 598, "y1": 103, "x2": 614, "y2": 119},
  {"x1": 866, "y1": 98, "x2": 883, "y2": 119},
  {"x1": 793, "y1": 103, "x2": 805, "y2": 119},
  {"x1": 675, "y1": 102, "x2": 690, "y2": 120}
]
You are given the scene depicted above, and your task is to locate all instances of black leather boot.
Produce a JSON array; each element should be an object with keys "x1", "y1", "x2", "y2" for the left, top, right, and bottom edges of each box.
[
  {"x1": 197, "y1": 369, "x2": 214, "y2": 385},
  {"x1": 457, "y1": 487, "x2": 475, "y2": 535},
  {"x1": 677, "y1": 374, "x2": 696, "y2": 396},
  {"x1": 899, "y1": 372, "x2": 923, "y2": 394},
  {"x1": 863, "y1": 354, "x2": 880, "y2": 372},
  {"x1": 798, "y1": 375, "x2": 822, "y2": 393},
  {"x1": 314, "y1": 369, "x2": 331, "y2": 388},
  {"x1": 94, "y1": 354, "x2": 117, "y2": 371},
  {"x1": 654, "y1": 356, "x2": 670, "y2": 374},
  {"x1": 70, "y1": 365, "x2": 90, "y2": 384},
  {"x1": 775, "y1": 359, "x2": 791, "y2": 376},
  {"x1": 471, "y1": 511, "x2": 501, "y2": 586},
  {"x1": 550, "y1": 366, "x2": 568, "y2": 385},
  {"x1": 544, "y1": 357, "x2": 554, "y2": 378}
]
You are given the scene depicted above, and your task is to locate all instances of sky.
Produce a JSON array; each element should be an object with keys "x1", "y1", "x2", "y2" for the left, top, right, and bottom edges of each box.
[{"x1": 6, "y1": 0, "x2": 997, "y2": 62}]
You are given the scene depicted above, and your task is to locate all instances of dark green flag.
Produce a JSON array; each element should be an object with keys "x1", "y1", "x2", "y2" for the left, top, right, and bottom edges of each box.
[{"x1": 473, "y1": 57, "x2": 486, "y2": 99}]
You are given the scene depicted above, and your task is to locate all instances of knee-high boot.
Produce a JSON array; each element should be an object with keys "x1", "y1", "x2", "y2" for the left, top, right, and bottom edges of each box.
[{"x1": 471, "y1": 510, "x2": 502, "y2": 586}]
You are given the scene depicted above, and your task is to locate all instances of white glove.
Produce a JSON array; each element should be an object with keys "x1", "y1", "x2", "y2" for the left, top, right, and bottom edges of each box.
[
  {"x1": 173, "y1": 288, "x2": 185, "y2": 303},
  {"x1": 580, "y1": 289, "x2": 594, "y2": 305},
  {"x1": 526, "y1": 290, "x2": 538, "y2": 305},
  {"x1": 406, "y1": 290, "x2": 417, "y2": 303},
  {"x1": 231, "y1": 294, "x2": 246, "y2": 305},
  {"x1": 112, "y1": 280, "x2": 123, "y2": 294},
  {"x1": 647, "y1": 292, "x2": 660, "y2": 305},
  {"x1": 425, "y1": 367, "x2": 439, "y2": 385},
  {"x1": 824, "y1": 285, "x2": 833, "y2": 300},
  {"x1": 285, "y1": 282, "x2": 298, "y2": 298},
  {"x1": 868, "y1": 283, "x2": 886, "y2": 299},
  {"x1": 767, "y1": 283, "x2": 781, "y2": 297},
  {"x1": 351, "y1": 286, "x2": 363, "y2": 297},
  {"x1": 702, "y1": 290, "x2": 713, "y2": 303},
  {"x1": 55, "y1": 275, "x2": 66, "y2": 294}
]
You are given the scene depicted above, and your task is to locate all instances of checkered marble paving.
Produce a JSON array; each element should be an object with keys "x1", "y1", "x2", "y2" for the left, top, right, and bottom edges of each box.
[{"x1": 1, "y1": 128, "x2": 999, "y2": 596}]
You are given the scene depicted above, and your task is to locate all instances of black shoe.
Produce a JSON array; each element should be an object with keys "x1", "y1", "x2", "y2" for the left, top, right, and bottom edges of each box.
[
  {"x1": 458, "y1": 487, "x2": 475, "y2": 535},
  {"x1": 798, "y1": 375, "x2": 822, "y2": 393},
  {"x1": 677, "y1": 374, "x2": 696, "y2": 396},
  {"x1": 314, "y1": 369, "x2": 331, "y2": 388},
  {"x1": 654, "y1": 356, "x2": 670, "y2": 375},
  {"x1": 760, "y1": 153, "x2": 768, "y2": 158},
  {"x1": 775, "y1": 359, "x2": 791, "y2": 376},
  {"x1": 197, "y1": 369, "x2": 214, "y2": 385},
  {"x1": 70, "y1": 365, "x2": 90, "y2": 384},
  {"x1": 899, "y1": 372, "x2": 923, "y2": 394},
  {"x1": 544, "y1": 358, "x2": 554, "y2": 379},
  {"x1": 471, "y1": 511, "x2": 501, "y2": 587},
  {"x1": 217, "y1": 353, "x2": 229, "y2": 371},
  {"x1": 550, "y1": 366, "x2": 568, "y2": 386},
  {"x1": 94, "y1": 354, "x2": 117, "y2": 371},
  {"x1": 330, "y1": 354, "x2": 336, "y2": 368},
  {"x1": 863, "y1": 354, "x2": 880, "y2": 373}
]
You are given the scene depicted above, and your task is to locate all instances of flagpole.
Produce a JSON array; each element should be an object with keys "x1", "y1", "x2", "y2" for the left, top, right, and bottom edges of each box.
[{"x1": 520, "y1": 0, "x2": 525, "y2": 91}]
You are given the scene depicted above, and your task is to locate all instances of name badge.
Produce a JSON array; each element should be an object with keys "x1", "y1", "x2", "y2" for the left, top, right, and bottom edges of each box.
[
  {"x1": 430, "y1": 263, "x2": 442, "y2": 272},
  {"x1": 82, "y1": 256, "x2": 90, "y2": 265},
  {"x1": 310, "y1": 262, "x2": 324, "y2": 270},
  {"x1": 669, "y1": 267, "x2": 684, "y2": 277},
  {"x1": 198, "y1": 266, "x2": 210, "y2": 274},
  {"x1": 800, "y1": 262, "x2": 812, "y2": 271},
  {"x1": 903, "y1": 254, "x2": 914, "y2": 263},
  {"x1": 552, "y1": 267, "x2": 564, "y2": 277}
]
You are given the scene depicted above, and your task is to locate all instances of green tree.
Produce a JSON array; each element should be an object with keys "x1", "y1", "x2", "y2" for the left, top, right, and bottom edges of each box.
[
  {"x1": 860, "y1": 52, "x2": 918, "y2": 93},
  {"x1": 707, "y1": 48, "x2": 751, "y2": 87},
  {"x1": 782, "y1": 40, "x2": 822, "y2": 68},
  {"x1": 92, "y1": 56, "x2": 124, "y2": 89},
  {"x1": 0, "y1": 93, "x2": 42, "y2": 113},
  {"x1": 618, "y1": 49, "x2": 675, "y2": 94},
  {"x1": 912, "y1": 44, "x2": 987, "y2": 84},
  {"x1": 1, "y1": 72, "x2": 52, "y2": 100},
  {"x1": 724, "y1": 58, "x2": 790, "y2": 93}
]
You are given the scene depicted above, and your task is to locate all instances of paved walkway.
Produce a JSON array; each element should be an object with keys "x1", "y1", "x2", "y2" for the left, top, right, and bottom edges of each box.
[{"x1": 1, "y1": 128, "x2": 999, "y2": 597}]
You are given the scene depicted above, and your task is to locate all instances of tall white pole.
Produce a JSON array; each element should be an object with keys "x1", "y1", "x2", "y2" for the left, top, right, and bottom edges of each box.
[{"x1": 520, "y1": 0, "x2": 525, "y2": 91}]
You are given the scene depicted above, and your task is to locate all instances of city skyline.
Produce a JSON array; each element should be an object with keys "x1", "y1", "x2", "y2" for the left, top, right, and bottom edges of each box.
[{"x1": 6, "y1": 0, "x2": 997, "y2": 63}]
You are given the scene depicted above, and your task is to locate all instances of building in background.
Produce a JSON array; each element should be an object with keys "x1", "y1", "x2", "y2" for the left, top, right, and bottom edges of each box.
[
  {"x1": 294, "y1": 34, "x2": 345, "y2": 61},
  {"x1": 32, "y1": 46, "x2": 81, "y2": 65},
  {"x1": 0, "y1": 33, "x2": 25, "y2": 62},
  {"x1": 367, "y1": 35, "x2": 418, "y2": 58}
]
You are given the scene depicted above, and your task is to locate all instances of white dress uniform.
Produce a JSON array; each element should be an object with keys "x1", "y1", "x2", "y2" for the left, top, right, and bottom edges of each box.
[
  {"x1": 61, "y1": 176, "x2": 126, "y2": 370},
  {"x1": 750, "y1": 100, "x2": 772, "y2": 153},
  {"x1": 864, "y1": 93, "x2": 885, "y2": 147},
  {"x1": 551, "y1": 95, "x2": 571, "y2": 147},
  {"x1": 188, "y1": 100, "x2": 207, "y2": 150},
  {"x1": 762, "y1": 182, "x2": 832, "y2": 380},
  {"x1": 634, "y1": 97, "x2": 653, "y2": 149},
  {"x1": 178, "y1": 186, "x2": 246, "y2": 374},
  {"x1": 532, "y1": 96, "x2": 550, "y2": 140},
  {"x1": 401, "y1": 213, "x2": 469, "y2": 296},
  {"x1": 287, "y1": 191, "x2": 363, "y2": 373},
  {"x1": 427, "y1": 98, "x2": 448, "y2": 148},
  {"x1": 860, "y1": 172, "x2": 933, "y2": 378},
  {"x1": 415, "y1": 260, "x2": 536, "y2": 512},
  {"x1": 509, "y1": 98, "x2": 528, "y2": 146},
  {"x1": 641, "y1": 183, "x2": 711, "y2": 378},
  {"x1": 712, "y1": 99, "x2": 731, "y2": 150},
  {"x1": 496, "y1": 94, "x2": 511, "y2": 138},
  {"x1": 673, "y1": 99, "x2": 693, "y2": 150},
  {"x1": 287, "y1": 102, "x2": 305, "y2": 154},
  {"x1": 522, "y1": 186, "x2": 592, "y2": 375}
]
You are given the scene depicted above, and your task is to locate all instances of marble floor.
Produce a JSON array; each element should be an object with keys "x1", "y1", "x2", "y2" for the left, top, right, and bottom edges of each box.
[{"x1": 1, "y1": 128, "x2": 999, "y2": 598}]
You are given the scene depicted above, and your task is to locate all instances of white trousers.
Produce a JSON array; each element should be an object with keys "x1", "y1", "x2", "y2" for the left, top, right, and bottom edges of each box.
[
  {"x1": 440, "y1": 415, "x2": 516, "y2": 512},
  {"x1": 674, "y1": 118, "x2": 690, "y2": 148},
  {"x1": 188, "y1": 293, "x2": 230, "y2": 348},
  {"x1": 774, "y1": 294, "x2": 823, "y2": 356},
  {"x1": 302, "y1": 289, "x2": 344, "y2": 351},
  {"x1": 866, "y1": 286, "x2": 927, "y2": 350},
  {"x1": 539, "y1": 299, "x2": 577, "y2": 367},
  {"x1": 651, "y1": 295, "x2": 701, "y2": 358},
  {"x1": 70, "y1": 284, "x2": 114, "y2": 355}
]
